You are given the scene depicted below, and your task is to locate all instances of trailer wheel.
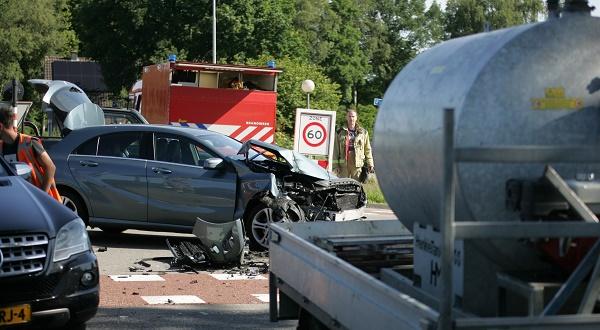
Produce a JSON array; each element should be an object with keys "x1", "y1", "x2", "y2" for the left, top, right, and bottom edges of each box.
[{"x1": 245, "y1": 199, "x2": 305, "y2": 251}]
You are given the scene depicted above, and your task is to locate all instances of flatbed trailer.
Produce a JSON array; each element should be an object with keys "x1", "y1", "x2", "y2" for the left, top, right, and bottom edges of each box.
[{"x1": 268, "y1": 220, "x2": 439, "y2": 329}]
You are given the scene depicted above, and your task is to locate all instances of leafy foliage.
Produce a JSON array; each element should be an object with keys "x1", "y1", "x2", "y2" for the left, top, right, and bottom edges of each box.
[
  {"x1": 445, "y1": 0, "x2": 545, "y2": 38},
  {"x1": 358, "y1": 0, "x2": 431, "y2": 105},
  {"x1": 0, "y1": 0, "x2": 77, "y2": 96},
  {"x1": 246, "y1": 55, "x2": 341, "y2": 147},
  {"x1": 0, "y1": 0, "x2": 560, "y2": 190}
]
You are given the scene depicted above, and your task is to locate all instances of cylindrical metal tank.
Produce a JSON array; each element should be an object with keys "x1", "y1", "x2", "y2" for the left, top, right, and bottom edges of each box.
[
  {"x1": 375, "y1": 12, "x2": 600, "y2": 275},
  {"x1": 377, "y1": 12, "x2": 600, "y2": 230}
]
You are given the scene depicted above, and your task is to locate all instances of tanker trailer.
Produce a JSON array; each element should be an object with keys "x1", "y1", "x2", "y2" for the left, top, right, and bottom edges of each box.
[
  {"x1": 268, "y1": 1, "x2": 600, "y2": 329},
  {"x1": 375, "y1": 0, "x2": 600, "y2": 317}
]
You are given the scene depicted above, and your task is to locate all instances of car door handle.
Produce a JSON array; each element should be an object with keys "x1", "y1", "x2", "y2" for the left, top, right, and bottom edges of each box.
[
  {"x1": 152, "y1": 167, "x2": 172, "y2": 174},
  {"x1": 79, "y1": 160, "x2": 99, "y2": 167}
]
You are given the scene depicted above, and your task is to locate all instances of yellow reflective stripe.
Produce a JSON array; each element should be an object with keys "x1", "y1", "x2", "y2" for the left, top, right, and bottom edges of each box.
[{"x1": 331, "y1": 159, "x2": 345, "y2": 164}]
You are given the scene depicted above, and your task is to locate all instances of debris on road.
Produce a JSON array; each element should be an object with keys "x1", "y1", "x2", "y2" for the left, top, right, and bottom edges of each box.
[
  {"x1": 164, "y1": 237, "x2": 270, "y2": 275},
  {"x1": 97, "y1": 246, "x2": 108, "y2": 252},
  {"x1": 136, "y1": 260, "x2": 151, "y2": 267}
]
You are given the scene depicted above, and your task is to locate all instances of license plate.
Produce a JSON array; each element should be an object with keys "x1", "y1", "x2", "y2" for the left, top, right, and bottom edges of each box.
[{"x1": 0, "y1": 304, "x2": 31, "y2": 326}]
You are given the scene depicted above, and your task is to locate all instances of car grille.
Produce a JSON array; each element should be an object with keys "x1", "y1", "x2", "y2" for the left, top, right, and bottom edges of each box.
[
  {"x1": 0, "y1": 233, "x2": 48, "y2": 278},
  {"x1": 336, "y1": 194, "x2": 361, "y2": 210},
  {"x1": 0, "y1": 273, "x2": 61, "y2": 304}
]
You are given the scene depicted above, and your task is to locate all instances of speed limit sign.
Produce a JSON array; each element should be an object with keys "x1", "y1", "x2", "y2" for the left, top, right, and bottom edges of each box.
[
  {"x1": 294, "y1": 108, "x2": 336, "y2": 161},
  {"x1": 302, "y1": 121, "x2": 327, "y2": 147}
]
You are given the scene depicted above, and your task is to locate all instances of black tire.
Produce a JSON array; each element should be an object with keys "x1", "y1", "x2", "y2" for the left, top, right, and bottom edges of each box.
[
  {"x1": 244, "y1": 199, "x2": 305, "y2": 251},
  {"x1": 60, "y1": 189, "x2": 89, "y2": 225}
]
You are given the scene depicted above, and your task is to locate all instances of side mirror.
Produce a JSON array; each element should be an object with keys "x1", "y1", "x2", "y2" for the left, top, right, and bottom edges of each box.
[
  {"x1": 204, "y1": 158, "x2": 224, "y2": 169},
  {"x1": 14, "y1": 162, "x2": 32, "y2": 181}
]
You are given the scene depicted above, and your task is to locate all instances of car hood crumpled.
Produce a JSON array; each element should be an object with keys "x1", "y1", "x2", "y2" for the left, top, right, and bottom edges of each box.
[
  {"x1": 0, "y1": 177, "x2": 76, "y2": 236},
  {"x1": 237, "y1": 139, "x2": 333, "y2": 181}
]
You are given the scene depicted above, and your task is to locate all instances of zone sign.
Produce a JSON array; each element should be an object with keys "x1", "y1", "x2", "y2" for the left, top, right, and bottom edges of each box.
[{"x1": 294, "y1": 108, "x2": 336, "y2": 157}]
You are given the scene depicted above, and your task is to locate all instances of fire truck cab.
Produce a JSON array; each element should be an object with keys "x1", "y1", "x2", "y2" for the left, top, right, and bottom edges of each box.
[{"x1": 131, "y1": 60, "x2": 281, "y2": 143}]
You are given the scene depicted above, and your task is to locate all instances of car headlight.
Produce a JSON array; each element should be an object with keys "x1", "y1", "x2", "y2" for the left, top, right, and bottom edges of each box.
[{"x1": 53, "y1": 218, "x2": 90, "y2": 262}]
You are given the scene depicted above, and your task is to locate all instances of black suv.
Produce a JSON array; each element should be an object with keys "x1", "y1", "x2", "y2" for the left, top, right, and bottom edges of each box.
[{"x1": 0, "y1": 157, "x2": 99, "y2": 328}]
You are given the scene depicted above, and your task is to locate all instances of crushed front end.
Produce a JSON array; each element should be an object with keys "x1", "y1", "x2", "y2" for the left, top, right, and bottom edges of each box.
[{"x1": 280, "y1": 176, "x2": 367, "y2": 222}]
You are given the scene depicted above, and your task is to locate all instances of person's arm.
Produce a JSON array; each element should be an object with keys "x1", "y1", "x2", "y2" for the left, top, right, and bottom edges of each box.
[
  {"x1": 364, "y1": 131, "x2": 374, "y2": 172},
  {"x1": 36, "y1": 150, "x2": 56, "y2": 192}
]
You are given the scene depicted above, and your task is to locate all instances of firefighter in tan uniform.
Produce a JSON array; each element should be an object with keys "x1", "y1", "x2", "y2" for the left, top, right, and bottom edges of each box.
[
  {"x1": 332, "y1": 109, "x2": 374, "y2": 181},
  {"x1": 0, "y1": 103, "x2": 61, "y2": 202}
]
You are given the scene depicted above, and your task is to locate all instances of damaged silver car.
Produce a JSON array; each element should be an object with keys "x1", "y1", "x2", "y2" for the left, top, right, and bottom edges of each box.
[
  {"x1": 45, "y1": 125, "x2": 366, "y2": 262},
  {"x1": 236, "y1": 139, "x2": 367, "y2": 249}
]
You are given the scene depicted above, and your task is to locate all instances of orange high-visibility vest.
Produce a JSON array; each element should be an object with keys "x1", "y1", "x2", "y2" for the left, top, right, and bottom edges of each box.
[{"x1": 0, "y1": 134, "x2": 61, "y2": 202}]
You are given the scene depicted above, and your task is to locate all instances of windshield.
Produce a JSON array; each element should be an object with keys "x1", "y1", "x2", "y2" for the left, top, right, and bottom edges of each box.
[{"x1": 196, "y1": 133, "x2": 260, "y2": 158}]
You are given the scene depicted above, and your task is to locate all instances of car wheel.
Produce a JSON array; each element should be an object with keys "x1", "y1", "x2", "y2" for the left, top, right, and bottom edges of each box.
[
  {"x1": 245, "y1": 199, "x2": 305, "y2": 251},
  {"x1": 61, "y1": 189, "x2": 89, "y2": 225}
]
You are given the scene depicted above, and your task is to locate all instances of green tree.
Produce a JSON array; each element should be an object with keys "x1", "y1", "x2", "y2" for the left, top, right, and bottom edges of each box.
[
  {"x1": 322, "y1": 0, "x2": 370, "y2": 105},
  {"x1": 0, "y1": 0, "x2": 77, "y2": 92},
  {"x1": 424, "y1": 1, "x2": 447, "y2": 44},
  {"x1": 445, "y1": 0, "x2": 545, "y2": 38},
  {"x1": 358, "y1": 0, "x2": 432, "y2": 105},
  {"x1": 247, "y1": 55, "x2": 341, "y2": 148},
  {"x1": 71, "y1": 0, "x2": 305, "y2": 92}
]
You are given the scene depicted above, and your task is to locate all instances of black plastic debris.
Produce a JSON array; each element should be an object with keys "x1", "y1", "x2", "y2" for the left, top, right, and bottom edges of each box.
[
  {"x1": 137, "y1": 260, "x2": 151, "y2": 268},
  {"x1": 166, "y1": 238, "x2": 207, "y2": 269},
  {"x1": 165, "y1": 238, "x2": 272, "y2": 274}
]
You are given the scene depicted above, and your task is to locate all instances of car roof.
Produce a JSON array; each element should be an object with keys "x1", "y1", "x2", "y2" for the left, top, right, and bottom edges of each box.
[
  {"x1": 102, "y1": 107, "x2": 138, "y2": 113},
  {"x1": 48, "y1": 124, "x2": 232, "y2": 156},
  {"x1": 70, "y1": 124, "x2": 219, "y2": 138}
]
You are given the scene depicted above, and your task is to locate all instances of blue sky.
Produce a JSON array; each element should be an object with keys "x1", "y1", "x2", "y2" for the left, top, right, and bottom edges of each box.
[{"x1": 426, "y1": 0, "x2": 600, "y2": 16}]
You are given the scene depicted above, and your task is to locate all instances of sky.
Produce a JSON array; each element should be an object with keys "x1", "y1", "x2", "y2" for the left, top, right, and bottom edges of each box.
[{"x1": 426, "y1": 0, "x2": 600, "y2": 16}]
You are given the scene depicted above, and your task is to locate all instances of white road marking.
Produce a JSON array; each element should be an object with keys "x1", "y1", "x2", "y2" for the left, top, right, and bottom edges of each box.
[
  {"x1": 141, "y1": 295, "x2": 206, "y2": 305},
  {"x1": 366, "y1": 209, "x2": 394, "y2": 214},
  {"x1": 210, "y1": 273, "x2": 267, "y2": 281},
  {"x1": 252, "y1": 294, "x2": 271, "y2": 303},
  {"x1": 109, "y1": 274, "x2": 165, "y2": 282}
]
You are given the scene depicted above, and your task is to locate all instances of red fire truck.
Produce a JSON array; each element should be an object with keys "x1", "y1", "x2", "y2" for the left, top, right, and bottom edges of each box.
[{"x1": 130, "y1": 60, "x2": 281, "y2": 143}]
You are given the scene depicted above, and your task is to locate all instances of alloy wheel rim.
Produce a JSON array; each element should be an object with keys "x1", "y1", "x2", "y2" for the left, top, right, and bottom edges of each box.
[
  {"x1": 251, "y1": 208, "x2": 287, "y2": 248},
  {"x1": 62, "y1": 196, "x2": 78, "y2": 214}
]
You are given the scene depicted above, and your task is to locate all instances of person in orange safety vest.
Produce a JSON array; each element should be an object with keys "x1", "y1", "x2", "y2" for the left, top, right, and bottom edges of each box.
[{"x1": 0, "y1": 103, "x2": 61, "y2": 202}]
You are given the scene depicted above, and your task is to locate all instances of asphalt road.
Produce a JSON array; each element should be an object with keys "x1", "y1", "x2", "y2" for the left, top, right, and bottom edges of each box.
[{"x1": 85, "y1": 208, "x2": 398, "y2": 329}]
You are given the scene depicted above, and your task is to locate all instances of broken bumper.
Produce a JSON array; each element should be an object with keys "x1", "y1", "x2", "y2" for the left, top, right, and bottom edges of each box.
[
  {"x1": 327, "y1": 206, "x2": 365, "y2": 221},
  {"x1": 192, "y1": 218, "x2": 245, "y2": 264}
]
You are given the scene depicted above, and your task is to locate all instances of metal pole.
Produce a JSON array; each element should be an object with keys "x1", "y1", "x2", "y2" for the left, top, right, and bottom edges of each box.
[
  {"x1": 11, "y1": 79, "x2": 18, "y2": 129},
  {"x1": 439, "y1": 108, "x2": 455, "y2": 330},
  {"x1": 212, "y1": 0, "x2": 217, "y2": 64},
  {"x1": 307, "y1": 94, "x2": 310, "y2": 109}
]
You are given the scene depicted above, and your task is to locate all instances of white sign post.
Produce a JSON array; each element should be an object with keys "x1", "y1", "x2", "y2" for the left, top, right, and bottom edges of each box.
[
  {"x1": 15, "y1": 101, "x2": 33, "y2": 128},
  {"x1": 293, "y1": 108, "x2": 336, "y2": 171}
]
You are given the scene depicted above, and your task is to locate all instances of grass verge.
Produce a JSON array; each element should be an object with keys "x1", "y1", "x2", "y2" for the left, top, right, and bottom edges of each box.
[{"x1": 362, "y1": 175, "x2": 387, "y2": 205}]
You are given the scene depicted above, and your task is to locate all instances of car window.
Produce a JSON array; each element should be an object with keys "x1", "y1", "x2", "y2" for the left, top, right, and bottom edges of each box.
[
  {"x1": 196, "y1": 134, "x2": 242, "y2": 157},
  {"x1": 97, "y1": 132, "x2": 143, "y2": 159},
  {"x1": 74, "y1": 137, "x2": 99, "y2": 155},
  {"x1": 155, "y1": 133, "x2": 216, "y2": 166},
  {"x1": 104, "y1": 111, "x2": 142, "y2": 124}
]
